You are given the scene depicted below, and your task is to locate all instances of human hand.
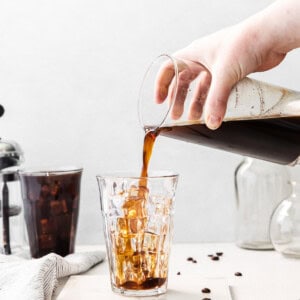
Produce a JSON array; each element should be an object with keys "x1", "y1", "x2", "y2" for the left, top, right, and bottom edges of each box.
[{"x1": 155, "y1": 0, "x2": 300, "y2": 129}]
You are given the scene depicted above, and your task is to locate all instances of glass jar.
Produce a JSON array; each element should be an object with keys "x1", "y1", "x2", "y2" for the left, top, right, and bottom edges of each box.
[
  {"x1": 235, "y1": 157, "x2": 291, "y2": 249},
  {"x1": 270, "y1": 181, "x2": 300, "y2": 258}
]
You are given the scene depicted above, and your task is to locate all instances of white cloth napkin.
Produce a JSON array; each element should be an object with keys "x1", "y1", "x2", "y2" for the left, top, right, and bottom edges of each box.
[{"x1": 0, "y1": 250, "x2": 105, "y2": 300}]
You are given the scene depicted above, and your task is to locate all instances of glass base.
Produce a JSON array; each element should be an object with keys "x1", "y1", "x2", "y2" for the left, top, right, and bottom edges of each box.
[
  {"x1": 236, "y1": 241, "x2": 274, "y2": 250},
  {"x1": 0, "y1": 245, "x2": 30, "y2": 258},
  {"x1": 281, "y1": 247, "x2": 300, "y2": 258},
  {"x1": 112, "y1": 285, "x2": 167, "y2": 297}
]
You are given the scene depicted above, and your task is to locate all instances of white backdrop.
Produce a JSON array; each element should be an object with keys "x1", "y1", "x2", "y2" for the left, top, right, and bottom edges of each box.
[{"x1": 0, "y1": 0, "x2": 299, "y2": 244}]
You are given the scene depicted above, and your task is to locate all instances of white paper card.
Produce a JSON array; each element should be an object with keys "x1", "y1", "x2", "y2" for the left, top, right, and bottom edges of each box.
[{"x1": 57, "y1": 274, "x2": 231, "y2": 300}]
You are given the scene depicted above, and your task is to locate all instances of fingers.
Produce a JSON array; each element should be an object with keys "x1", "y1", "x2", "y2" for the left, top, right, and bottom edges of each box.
[
  {"x1": 170, "y1": 59, "x2": 204, "y2": 120},
  {"x1": 170, "y1": 69, "x2": 191, "y2": 119},
  {"x1": 154, "y1": 61, "x2": 175, "y2": 104},
  {"x1": 188, "y1": 71, "x2": 211, "y2": 120},
  {"x1": 204, "y1": 72, "x2": 235, "y2": 129},
  {"x1": 154, "y1": 54, "x2": 237, "y2": 128}
]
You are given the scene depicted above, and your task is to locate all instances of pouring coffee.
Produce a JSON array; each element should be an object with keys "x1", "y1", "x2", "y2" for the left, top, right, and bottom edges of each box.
[{"x1": 138, "y1": 54, "x2": 300, "y2": 166}]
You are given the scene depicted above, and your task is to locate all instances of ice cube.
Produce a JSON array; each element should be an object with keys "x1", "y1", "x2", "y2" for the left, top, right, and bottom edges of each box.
[
  {"x1": 128, "y1": 185, "x2": 149, "y2": 199},
  {"x1": 127, "y1": 217, "x2": 147, "y2": 234},
  {"x1": 122, "y1": 198, "x2": 147, "y2": 218},
  {"x1": 117, "y1": 217, "x2": 128, "y2": 237},
  {"x1": 143, "y1": 231, "x2": 159, "y2": 252}
]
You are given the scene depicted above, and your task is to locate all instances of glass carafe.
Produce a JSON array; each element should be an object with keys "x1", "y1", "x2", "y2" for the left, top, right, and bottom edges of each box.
[
  {"x1": 138, "y1": 54, "x2": 300, "y2": 165},
  {"x1": 235, "y1": 158, "x2": 291, "y2": 250},
  {"x1": 270, "y1": 180, "x2": 300, "y2": 257}
]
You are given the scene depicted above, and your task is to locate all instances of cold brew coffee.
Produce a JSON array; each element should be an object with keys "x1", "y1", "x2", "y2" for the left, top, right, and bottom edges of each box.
[{"x1": 19, "y1": 168, "x2": 82, "y2": 258}]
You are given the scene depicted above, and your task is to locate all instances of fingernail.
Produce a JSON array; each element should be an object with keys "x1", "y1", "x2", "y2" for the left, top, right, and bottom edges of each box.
[{"x1": 206, "y1": 115, "x2": 221, "y2": 130}]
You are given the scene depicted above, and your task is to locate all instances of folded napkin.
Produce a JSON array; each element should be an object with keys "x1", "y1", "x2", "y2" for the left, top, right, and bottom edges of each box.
[{"x1": 0, "y1": 250, "x2": 105, "y2": 300}]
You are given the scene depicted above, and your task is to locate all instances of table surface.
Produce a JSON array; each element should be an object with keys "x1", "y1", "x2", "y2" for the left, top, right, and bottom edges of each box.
[{"x1": 53, "y1": 243, "x2": 300, "y2": 300}]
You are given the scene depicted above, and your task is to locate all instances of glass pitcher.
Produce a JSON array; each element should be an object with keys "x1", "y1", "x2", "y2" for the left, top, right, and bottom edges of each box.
[{"x1": 138, "y1": 54, "x2": 300, "y2": 165}]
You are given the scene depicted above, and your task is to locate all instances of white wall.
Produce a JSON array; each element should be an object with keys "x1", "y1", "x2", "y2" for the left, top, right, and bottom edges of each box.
[{"x1": 0, "y1": 0, "x2": 299, "y2": 244}]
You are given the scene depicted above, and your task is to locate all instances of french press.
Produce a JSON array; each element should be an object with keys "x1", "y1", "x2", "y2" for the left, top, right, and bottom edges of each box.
[{"x1": 0, "y1": 138, "x2": 24, "y2": 254}]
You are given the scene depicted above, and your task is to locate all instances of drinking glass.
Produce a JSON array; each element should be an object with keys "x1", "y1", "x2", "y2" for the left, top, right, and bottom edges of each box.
[
  {"x1": 97, "y1": 171, "x2": 178, "y2": 296},
  {"x1": 19, "y1": 167, "x2": 82, "y2": 258}
]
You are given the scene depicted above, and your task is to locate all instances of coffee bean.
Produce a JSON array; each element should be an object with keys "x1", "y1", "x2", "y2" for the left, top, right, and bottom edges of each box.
[
  {"x1": 216, "y1": 252, "x2": 223, "y2": 256},
  {"x1": 202, "y1": 298, "x2": 211, "y2": 300},
  {"x1": 207, "y1": 254, "x2": 213, "y2": 257},
  {"x1": 177, "y1": 271, "x2": 181, "y2": 275},
  {"x1": 201, "y1": 287, "x2": 211, "y2": 293},
  {"x1": 192, "y1": 259, "x2": 197, "y2": 263},
  {"x1": 187, "y1": 257, "x2": 193, "y2": 261},
  {"x1": 211, "y1": 256, "x2": 219, "y2": 261},
  {"x1": 235, "y1": 272, "x2": 243, "y2": 276}
]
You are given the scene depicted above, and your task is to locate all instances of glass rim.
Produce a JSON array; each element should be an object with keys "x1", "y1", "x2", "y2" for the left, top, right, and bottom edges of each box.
[
  {"x1": 137, "y1": 53, "x2": 179, "y2": 130},
  {"x1": 18, "y1": 166, "x2": 83, "y2": 176},
  {"x1": 96, "y1": 170, "x2": 179, "y2": 180}
]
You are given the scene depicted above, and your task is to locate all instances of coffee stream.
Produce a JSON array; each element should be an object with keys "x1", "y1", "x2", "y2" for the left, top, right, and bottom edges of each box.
[{"x1": 141, "y1": 129, "x2": 160, "y2": 178}]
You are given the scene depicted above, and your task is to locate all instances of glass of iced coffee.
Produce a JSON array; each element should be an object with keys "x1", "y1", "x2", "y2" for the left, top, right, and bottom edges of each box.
[
  {"x1": 19, "y1": 167, "x2": 82, "y2": 258},
  {"x1": 97, "y1": 171, "x2": 178, "y2": 297}
]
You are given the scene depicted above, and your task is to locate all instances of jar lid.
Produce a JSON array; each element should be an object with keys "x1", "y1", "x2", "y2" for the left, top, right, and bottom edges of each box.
[{"x1": 0, "y1": 139, "x2": 24, "y2": 170}]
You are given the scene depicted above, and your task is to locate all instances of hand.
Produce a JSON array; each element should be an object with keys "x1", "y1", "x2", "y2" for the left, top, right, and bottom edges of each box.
[{"x1": 155, "y1": 0, "x2": 300, "y2": 129}]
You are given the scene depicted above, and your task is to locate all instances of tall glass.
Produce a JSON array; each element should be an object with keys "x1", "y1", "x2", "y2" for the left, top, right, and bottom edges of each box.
[
  {"x1": 97, "y1": 171, "x2": 178, "y2": 297},
  {"x1": 19, "y1": 167, "x2": 82, "y2": 258}
]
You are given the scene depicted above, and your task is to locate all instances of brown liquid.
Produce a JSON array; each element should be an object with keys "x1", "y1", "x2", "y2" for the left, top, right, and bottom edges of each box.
[
  {"x1": 141, "y1": 129, "x2": 160, "y2": 178},
  {"x1": 120, "y1": 278, "x2": 167, "y2": 290},
  {"x1": 160, "y1": 117, "x2": 300, "y2": 165},
  {"x1": 19, "y1": 172, "x2": 81, "y2": 258}
]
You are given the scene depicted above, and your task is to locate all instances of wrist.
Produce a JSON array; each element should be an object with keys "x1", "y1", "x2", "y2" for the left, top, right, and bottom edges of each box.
[{"x1": 258, "y1": 0, "x2": 300, "y2": 53}]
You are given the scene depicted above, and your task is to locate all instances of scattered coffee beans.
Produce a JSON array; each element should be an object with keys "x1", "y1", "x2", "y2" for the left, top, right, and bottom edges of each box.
[
  {"x1": 201, "y1": 287, "x2": 211, "y2": 293},
  {"x1": 208, "y1": 252, "x2": 224, "y2": 260},
  {"x1": 211, "y1": 256, "x2": 219, "y2": 261}
]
